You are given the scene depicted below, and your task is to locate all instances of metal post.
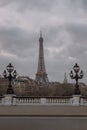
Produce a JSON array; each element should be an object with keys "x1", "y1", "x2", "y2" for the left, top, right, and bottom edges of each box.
[
  {"x1": 70, "y1": 63, "x2": 84, "y2": 95},
  {"x1": 3, "y1": 63, "x2": 17, "y2": 94}
]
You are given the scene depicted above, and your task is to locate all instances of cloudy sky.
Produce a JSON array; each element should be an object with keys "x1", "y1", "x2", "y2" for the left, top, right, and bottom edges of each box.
[{"x1": 0, "y1": 0, "x2": 87, "y2": 84}]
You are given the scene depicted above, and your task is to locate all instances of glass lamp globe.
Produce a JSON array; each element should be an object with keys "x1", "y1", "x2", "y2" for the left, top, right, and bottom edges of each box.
[
  {"x1": 6, "y1": 63, "x2": 14, "y2": 73},
  {"x1": 73, "y1": 63, "x2": 80, "y2": 73}
]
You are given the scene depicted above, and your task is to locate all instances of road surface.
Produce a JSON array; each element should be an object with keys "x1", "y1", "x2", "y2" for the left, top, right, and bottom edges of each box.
[{"x1": 0, "y1": 117, "x2": 87, "y2": 130}]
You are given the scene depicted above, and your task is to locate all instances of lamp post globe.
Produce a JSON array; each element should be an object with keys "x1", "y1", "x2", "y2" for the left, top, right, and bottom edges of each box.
[
  {"x1": 6, "y1": 63, "x2": 14, "y2": 73},
  {"x1": 73, "y1": 63, "x2": 80, "y2": 73}
]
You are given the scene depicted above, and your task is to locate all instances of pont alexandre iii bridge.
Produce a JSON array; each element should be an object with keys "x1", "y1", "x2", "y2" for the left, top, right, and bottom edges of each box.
[
  {"x1": 0, "y1": 61, "x2": 87, "y2": 117},
  {"x1": 0, "y1": 35, "x2": 86, "y2": 130}
]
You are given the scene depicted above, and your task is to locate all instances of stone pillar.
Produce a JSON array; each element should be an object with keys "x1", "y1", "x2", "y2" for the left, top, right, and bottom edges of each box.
[
  {"x1": 71, "y1": 95, "x2": 81, "y2": 106},
  {"x1": 2, "y1": 95, "x2": 16, "y2": 105},
  {"x1": 41, "y1": 98, "x2": 46, "y2": 105}
]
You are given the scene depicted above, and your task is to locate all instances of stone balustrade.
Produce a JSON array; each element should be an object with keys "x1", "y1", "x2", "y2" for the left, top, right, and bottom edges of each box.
[
  {"x1": 46, "y1": 96, "x2": 72, "y2": 105},
  {"x1": 14, "y1": 96, "x2": 72, "y2": 105},
  {"x1": 80, "y1": 96, "x2": 87, "y2": 105},
  {"x1": 1, "y1": 95, "x2": 87, "y2": 106},
  {"x1": 15, "y1": 96, "x2": 41, "y2": 105}
]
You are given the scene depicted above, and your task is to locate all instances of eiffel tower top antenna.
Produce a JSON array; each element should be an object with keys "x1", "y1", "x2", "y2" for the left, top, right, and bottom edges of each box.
[{"x1": 40, "y1": 30, "x2": 42, "y2": 37}]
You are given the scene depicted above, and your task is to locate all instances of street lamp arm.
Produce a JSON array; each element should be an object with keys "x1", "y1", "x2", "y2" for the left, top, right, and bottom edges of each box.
[
  {"x1": 79, "y1": 70, "x2": 84, "y2": 79},
  {"x1": 3, "y1": 70, "x2": 7, "y2": 79},
  {"x1": 13, "y1": 70, "x2": 17, "y2": 79},
  {"x1": 70, "y1": 76, "x2": 75, "y2": 79}
]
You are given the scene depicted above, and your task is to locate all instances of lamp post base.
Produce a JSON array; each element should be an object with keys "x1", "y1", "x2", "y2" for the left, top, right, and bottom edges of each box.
[
  {"x1": 6, "y1": 85, "x2": 14, "y2": 94},
  {"x1": 6, "y1": 89, "x2": 14, "y2": 94},
  {"x1": 74, "y1": 88, "x2": 81, "y2": 95},
  {"x1": 72, "y1": 95, "x2": 81, "y2": 106}
]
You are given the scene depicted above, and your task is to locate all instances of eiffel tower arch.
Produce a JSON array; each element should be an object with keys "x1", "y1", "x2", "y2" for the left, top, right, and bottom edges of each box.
[{"x1": 35, "y1": 32, "x2": 49, "y2": 86}]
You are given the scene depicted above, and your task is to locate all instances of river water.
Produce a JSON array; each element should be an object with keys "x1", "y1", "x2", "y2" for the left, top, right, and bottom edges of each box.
[{"x1": 0, "y1": 117, "x2": 87, "y2": 130}]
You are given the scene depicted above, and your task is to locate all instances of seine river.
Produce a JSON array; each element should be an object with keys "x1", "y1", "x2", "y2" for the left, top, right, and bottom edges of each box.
[{"x1": 0, "y1": 117, "x2": 87, "y2": 130}]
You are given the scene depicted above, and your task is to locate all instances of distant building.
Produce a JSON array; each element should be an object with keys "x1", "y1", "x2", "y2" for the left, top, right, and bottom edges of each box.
[
  {"x1": 13, "y1": 76, "x2": 38, "y2": 96},
  {"x1": 0, "y1": 76, "x2": 38, "y2": 96},
  {"x1": 0, "y1": 76, "x2": 8, "y2": 95}
]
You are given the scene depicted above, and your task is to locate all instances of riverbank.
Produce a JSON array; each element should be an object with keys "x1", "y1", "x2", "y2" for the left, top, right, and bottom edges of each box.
[{"x1": 0, "y1": 105, "x2": 87, "y2": 116}]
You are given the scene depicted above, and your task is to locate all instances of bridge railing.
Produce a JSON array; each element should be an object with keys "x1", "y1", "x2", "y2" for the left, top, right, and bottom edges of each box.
[
  {"x1": 14, "y1": 96, "x2": 72, "y2": 105},
  {"x1": 15, "y1": 96, "x2": 41, "y2": 105},
  {"x1": 46, "y1": 96, "x2": 72, "y2": 104},
  {"x1": 80, "y1": 96, "x2": 87, "y2": 105},
  {"x1": 1, "y1": 95, "x2": 87, "y2": 106}
]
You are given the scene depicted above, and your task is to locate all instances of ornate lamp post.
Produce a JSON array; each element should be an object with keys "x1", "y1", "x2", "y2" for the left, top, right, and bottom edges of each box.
[
  {"x1": 3, "y1": 63, "x2": 17, "y2": 94},
  {"x1": 70, "y1": 63, "x2": 84, "y2": 95}
]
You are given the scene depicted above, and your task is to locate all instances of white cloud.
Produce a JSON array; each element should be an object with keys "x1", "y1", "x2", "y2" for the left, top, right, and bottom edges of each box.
[{"x1": 0, "y1": 50, "x2": 18, "y2": 58}]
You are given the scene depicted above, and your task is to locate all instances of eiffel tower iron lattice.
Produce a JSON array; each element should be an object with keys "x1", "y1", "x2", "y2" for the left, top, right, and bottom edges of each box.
[{"x1": 35, "y1": 32, "x2": 49, "y2": 85}]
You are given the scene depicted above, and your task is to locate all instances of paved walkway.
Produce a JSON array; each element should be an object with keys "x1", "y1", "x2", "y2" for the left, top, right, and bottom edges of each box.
[{"x1": 0, "y1": 105, "x2": 87, "y2": 116}]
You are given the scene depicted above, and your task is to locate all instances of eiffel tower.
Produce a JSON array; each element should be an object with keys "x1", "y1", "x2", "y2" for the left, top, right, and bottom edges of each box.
[
  {"x1": 63, "y1": 72, "x2": 68, "y2": 84},
  {"x1": 35, "y1": 32, "x2": 49, "y2": 85}
]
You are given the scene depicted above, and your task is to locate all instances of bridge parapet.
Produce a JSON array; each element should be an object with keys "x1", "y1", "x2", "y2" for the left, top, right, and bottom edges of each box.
[{"x1": 1, "y1": 95, "x2": 87, "y2": 106}]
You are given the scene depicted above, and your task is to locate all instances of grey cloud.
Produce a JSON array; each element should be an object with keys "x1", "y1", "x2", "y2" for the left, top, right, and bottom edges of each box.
[
  {"x1": 0, "y1": 27, "x2": 38, "y2": 58},
  {"x1": 0, "y1": 26, "x2": 39, "y2": 78},
  {"x1": 0, "y1": 0, "x2": 86, "y2": 13},
  {"x1": 0, "y1": 0, "x2": 86, "y2": 84},
  {"x1": 0, "y1": 0, "x2": 56, "y2": 12},
  {"x1": 81, "y1": 0, "x2": 87, "y2": 10},
  {"x1": 66, "y1": 23, "x2": 87, "y2": 43},
  {"x1": 65, "y1": 23, "x2": 87, "y2": 58},
  {"x1": 43, "y1": 23, "x2": 87, "y2": 83},
  {"x1": 0, "y1": 0, "x2": 87, "y2": 16}
]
